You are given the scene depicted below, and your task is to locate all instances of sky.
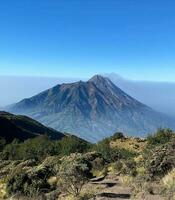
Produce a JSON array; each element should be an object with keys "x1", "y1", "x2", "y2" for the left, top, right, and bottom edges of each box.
[{"x1": 1, "y1": 0, "x2": 175, "y2": 81}]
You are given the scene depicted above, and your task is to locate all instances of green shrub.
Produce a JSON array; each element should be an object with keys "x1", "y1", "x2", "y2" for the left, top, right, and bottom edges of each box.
[
  {"x1": 57, "y1": 136, "x2": 91, "y2": 156},
  {"x1": 147, "y1": 128, "x2": 174, "y2": 147},
  {"x1": 90, "y1": 157, "x2": 105, "y2": 172},
  {"x1": 1, "y1": 135, "x2": 91, "y2": 161},
  {"x1": 21, "y1": 135, "x2": 55, "y2": 161},
  {"x1": 6, "y1": 164, "x2": 53, "y2": 196},
  {"x1": 58, "y1": 153, "x2": 90, "y2": 197},
  {"x1": 108, "y1": 161, "x2": 123, "y2": 174},
  {"x1": 121, "y1": 159, "x2": 137, "y2": 176},
  {"x1": 114, "y1": 161, "x2": 123, "y2": 172},
  {"x1": 2, "y1": 136, "x2": 55, "y2": 161},
  {"x1": 6, "y1": 167, "x2": 28, "y2": 195},
  {"x1": 2, "y1": 139, "x2": 22, "y2": 160},
  {"x1": 94, "y1": 137, "x2": 137, "y2": 163},
  {"x1": 94, "y1": 138, "x2": 120, "y2": 162},
  {"x1": 145, "y1": 139, "x2": 175, "y2": 180},
  {"x1": 118, "y1": 148, "x2": 137, "y2": 159},
  {"x1": 111, "y1": 132, "x2": 125, "y2": 140},
  {"x1": 41, "y1": 156, "x2": 61, "y2": 173}
]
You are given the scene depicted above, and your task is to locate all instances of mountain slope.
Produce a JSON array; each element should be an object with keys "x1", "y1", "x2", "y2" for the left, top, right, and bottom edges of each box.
[
  {"x1": 0, "y1": 112, "x2": 65, "y2": 142},
  {"x1": 6, "y1": 75, "x2": 175, "y2": 142},
  {"x1": 105, "y1": 73, "x2": 175, "y2": 118}
]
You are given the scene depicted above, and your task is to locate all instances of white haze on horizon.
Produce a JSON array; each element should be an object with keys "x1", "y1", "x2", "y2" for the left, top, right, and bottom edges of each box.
[
  {"x1": 106, "y1": 73, "x2": 175, "y2": 118},
  {"x1": 0, "y1": 75, "x2": 81, "y2": 107}
]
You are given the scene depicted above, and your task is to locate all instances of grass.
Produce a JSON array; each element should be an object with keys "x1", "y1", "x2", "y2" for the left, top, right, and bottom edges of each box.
[
  {"x1": 162, "y1": 168, "x2": 175, "y2": 192},
  {"x1": 0, "y1": 179, "x2": 7, "y2": 199},
  {"x1": 110, "y1": 137, "x2": 147, "y2": 154}
]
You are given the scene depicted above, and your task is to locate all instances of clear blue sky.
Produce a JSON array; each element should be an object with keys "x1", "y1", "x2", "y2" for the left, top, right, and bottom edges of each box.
[{"x1": 1, "y1": 0, "x2": 175, "y2": 81}]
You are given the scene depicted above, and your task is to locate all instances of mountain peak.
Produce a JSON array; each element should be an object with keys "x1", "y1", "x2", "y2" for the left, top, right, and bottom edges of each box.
[
  {"x1": 88, "y1": 74, "x2": 110, "y2": 84},
  {"x1": 6, "y1": 74, "x2": 175, "y2": 142}
]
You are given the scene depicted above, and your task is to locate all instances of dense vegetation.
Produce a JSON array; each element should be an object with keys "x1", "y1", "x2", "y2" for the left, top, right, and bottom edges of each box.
[
  {"x1": 0, "y1": 129, "x2": 175, "y2": 199},
  {"x1": 0, "y1": 135, "x2": 91, "y2": 161}
]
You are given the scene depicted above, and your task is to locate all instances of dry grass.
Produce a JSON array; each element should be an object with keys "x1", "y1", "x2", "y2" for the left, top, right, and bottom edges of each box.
[
  {"x1": 120, "y1": 175, "x2": 134, "y2": 186},
  {"x1": 0, "y1": 180, "x2": 7, "y2": 199},
  {"x1": 58, "y1": 183, "x2": 104, "y2": 200},
  {"x1": 110, "y1": 137, "x2": 147, "y2": 153},
  {"x1": 162, "y1": 168, "x2": 175, "y2": 190},
  {"x1": 161, "y1": 168, "x2": 175, "y2": 200}
]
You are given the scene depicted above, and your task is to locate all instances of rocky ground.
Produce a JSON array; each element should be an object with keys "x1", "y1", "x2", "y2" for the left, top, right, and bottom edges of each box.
[{"x1": 89, "y1": 175, "x2": 164, "y2": 200}]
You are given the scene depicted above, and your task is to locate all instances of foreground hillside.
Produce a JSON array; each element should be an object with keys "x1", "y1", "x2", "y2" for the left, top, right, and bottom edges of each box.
[
  {"x1": 0, "y1": 128, "x2": 175, "y2": 199},
  {"x1": 6, "y1": 75, "x2": 175, "y2": 142},
  {"x1": 0, "y1": 111, "x2": 65, "y2": 142}
]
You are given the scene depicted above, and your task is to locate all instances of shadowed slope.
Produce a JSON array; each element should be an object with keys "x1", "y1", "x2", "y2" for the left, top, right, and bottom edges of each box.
[{"x1": 0, "y1": 112, "x2": 65, "y2": 142}]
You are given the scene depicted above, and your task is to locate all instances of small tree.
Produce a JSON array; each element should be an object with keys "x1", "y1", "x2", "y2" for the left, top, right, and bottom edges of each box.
[
  {"x1": 112, "y1": 132, "x2": 125, "y2": 140},
  {"x1": 2, "y1": 139, "x2": 20, "y2": 160},
  {"x1": 58, "y1": 153, "x2": 89, "y2": 197},
  {"x1": 94, "y1": 138, "x2": 119, "y2": 162},
  {"x1": 57, "y1": 136, "x2": 91, "y2": 156}
]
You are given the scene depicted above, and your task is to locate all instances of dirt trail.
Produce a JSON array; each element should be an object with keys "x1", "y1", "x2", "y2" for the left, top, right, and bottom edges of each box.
[
  {"x1": 90, "y1": 175, "x2": 164, "y2": 200},
  {"x1": 90, "y1": 176, "x2": 131, "y2": 200}
]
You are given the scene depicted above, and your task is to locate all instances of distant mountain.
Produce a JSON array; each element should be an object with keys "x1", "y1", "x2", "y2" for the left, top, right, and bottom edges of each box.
[
  {"x1": 6, "y1": 75, "x2": 175, "y2": 142},
  {"x1": 1, "y1": 75, "x2": 175, "y2": 117},
  {"x1": 105, "y1": 73, "x2": 175, "y2": 118},
  {"x1": 0, "y1": 111, "x2": 65, "y2": 142}
]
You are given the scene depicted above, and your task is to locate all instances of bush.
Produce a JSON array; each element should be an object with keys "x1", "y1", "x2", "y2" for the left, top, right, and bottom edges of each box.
[
  {"x1": 118, "y1": 148, "x2": 137, "y2": 159},
  {"x1": 21, "y1": 135, "x2": 55, "y2": 161},
  {"x1": 2, "y1": 136, "x2": 55, "y2": 161},
  {"x1": 41, "y1": 156, "x2": 61, "y2": 173},
  {"x1": 57, "y1": 136, "x2": 91, "y2": 156},
  {"x1": 108, "y1": 161, "x2": 123, "y2": 174},
  {"x1": 90, "y1": 157, "x2": 105, "y2": 172},
  {"x1": 6, "y1": 164, "x2": 54, "y2": 196},
  {"x1": 58, "y1": 153, "x2": 90, "y2": 197},
  {"x1": 94, "y1": 138, "x2": 120, "y2": 162},
  {"x1": 121, "y1": 159, "x2": 137, "y2": 176},
  {"x1": 81, "y1": 152, "x2": 107, "y2": 177},
  {"x1": 145, "y1": 139, "x2": 175, "y2": 180},
  {"x1": 1, "y1": 135, "x2": 91, "y2": 161},
  {"x1": 147, "y1": 128, "x2": 174, "y2": 147},
  {"x1": 2, "y1": 139, "x2": 21, "y2": 160},
  {"x1": 94, "y1": 137, "x2": 137, "y2": 163},
  {"x1": 111, "y1": 132, "x2": 125, "y2": 140}
]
